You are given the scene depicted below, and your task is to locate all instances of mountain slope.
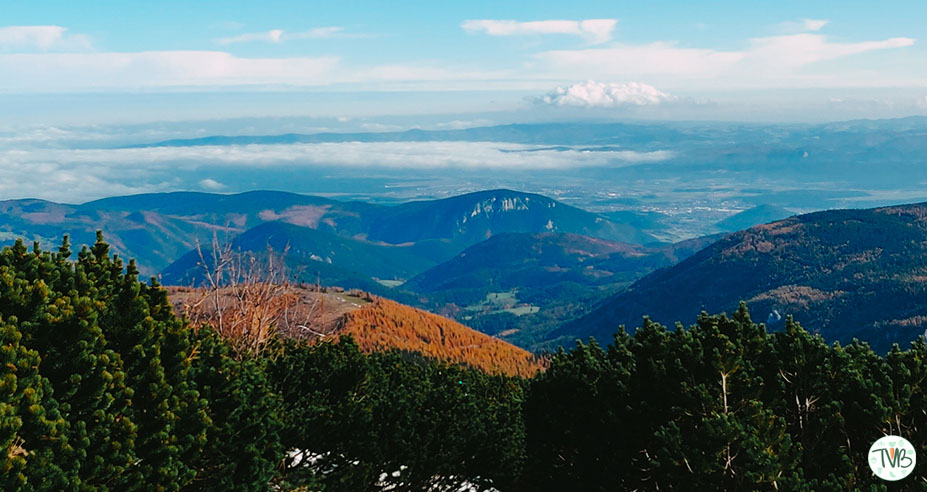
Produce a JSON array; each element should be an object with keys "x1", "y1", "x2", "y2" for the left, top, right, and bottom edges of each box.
[
  {"x1": 363, "y1": 189, "x2": 654, "y2": 246},
  {"x1": 160, "y1": 221, "x2": 453, "y2": 292},
  {"x1": 167, "y1": 285, "x2": 543, "y2": 377},
  {"x1": 3, "y1": 188, "x2": 651, "y2": 277},
  {"x1": 555, "y1": 203, "x2": 927, "y2": 352},
  {"x1": 339, "y1": 296, "x2": 544, "y2": 377},
  {"x1": 402, "y1": 232, "x2": 720, "y2": 349},
  {"x1": 405, "y1": 232, "x2": 684, "y2": 293},
  {"x1": 714, "y1": 204, "x2": 794, "y2": 232}
]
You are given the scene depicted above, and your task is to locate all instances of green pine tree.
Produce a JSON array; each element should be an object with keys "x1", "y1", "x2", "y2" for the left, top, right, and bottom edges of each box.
[
  {"x1": 0, "y1": 237, "x2": 137, "y2": 489},
  {"x1": 0, "y1": 315, "x2": 78, "y2": 491}
]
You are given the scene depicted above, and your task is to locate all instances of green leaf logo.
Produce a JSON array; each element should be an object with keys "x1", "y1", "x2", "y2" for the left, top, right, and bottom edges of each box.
[{"x1": 869, "y1": 435, "x2": 916, "y2": 481}]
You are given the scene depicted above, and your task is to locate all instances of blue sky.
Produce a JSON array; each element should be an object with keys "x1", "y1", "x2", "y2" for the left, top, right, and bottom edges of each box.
[{"x1": 1, "y1": 1, "x2": 926, "y2": 123}]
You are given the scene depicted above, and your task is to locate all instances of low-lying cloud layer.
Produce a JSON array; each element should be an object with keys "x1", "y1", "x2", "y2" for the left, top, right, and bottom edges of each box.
[{"x1": 0, "y1": 141, "x2": 673, "y2": 203}]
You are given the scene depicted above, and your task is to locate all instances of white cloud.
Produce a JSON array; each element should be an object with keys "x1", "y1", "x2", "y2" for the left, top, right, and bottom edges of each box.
[
  {"x1": 745, "y1": 34, "x2": 915, "y2": 71},
  {"x1": 289, "y1": 27, "x2": 344, "y2": 40},
  {"x1": 217, "y1": 27, "x2": 344, "y2": 45},
  {"x1": 0, "y1": 142, "x2": 673, "y2": 201},
  {"x1": 802, "y1": 19, "x2": 829, "y2": 32},
  {"x1": 0, "y1": 51, "x2": 340, "y2": 90},
  {"x1": 199, "y1": 178, "x2": 227, "y2": 190},
  {"x1": 0, "y1": 25, "x2": 92, "y2": 51},
  {"x1": 537, "y1": 42, "x2": 744, "y2": 79},
  {"x1": 218, "y1": 29, "x2": 284, "y2": 45},
  {"x1": 539, "y1": 81, "x2": 677, "y2": 107},
  {"x1": 536, "y1": 33, "x2": 916, "y2": 88},
  {"x1": 0, "y1": 48, "x2": 511, "y2": 92},
  {"x1": 462, "y1": 19, "x2": 617, "y2": 44},
  {"x1": 777, "y1": 19, "x2": 830, "y2": 34},
  {"x1": 0, "y1": 21, "x2": 919, "y2": 94}
]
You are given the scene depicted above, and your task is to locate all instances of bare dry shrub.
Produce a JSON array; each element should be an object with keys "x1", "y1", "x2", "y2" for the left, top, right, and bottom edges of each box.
[{"x1": 176, "y1": 232, "x2": 329, "y2": 357}]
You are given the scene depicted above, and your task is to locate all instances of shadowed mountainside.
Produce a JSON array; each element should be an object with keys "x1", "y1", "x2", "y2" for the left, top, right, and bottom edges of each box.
[{"x1": 555, "y1": 202, "x2": 927, "y2": 352}]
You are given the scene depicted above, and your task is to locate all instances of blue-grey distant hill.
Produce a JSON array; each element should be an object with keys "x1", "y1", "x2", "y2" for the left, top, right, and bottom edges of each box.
[
  {"x1": 128, "y1": 123, "x2": 690, "y2": 150},
  {"x1": 715, "y1": 204, "x2": 794, "y2": 232},
  {"x1": 0, "y1": 188, "x2": 654, "y2": 278}
]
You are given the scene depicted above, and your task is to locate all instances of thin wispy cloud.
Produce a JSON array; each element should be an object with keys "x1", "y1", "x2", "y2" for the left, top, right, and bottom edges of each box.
[
  {"x1": 218, "y1": 29, "x2": 284, "y2": 44},
  {"x1": 462, "y1": 19, "x2": 618, "y2": 45},
  {"x1": 538, "y1": 43, "x2": 744, "y2": 79},
  {"x1": 217, "y1": 26, "x2": 344, "y2": 45},
  {"x1": 747, "y1": 34, "x2": 915, "y2": 69},
  {"x1": 0, "y1": 51, "x2": 341, "y2": 90},
  {"x1": 777, "y1": 18, "x2": 830, "y2": 34},
  {"x1": 0, "y1": 17, "x2": 920, "y2": 96},
  {"x1": 537, "y1": 32, "x2": 916, "y2": 88},
  {"x1": 0, "y1": 25, "x2": 92, "y2": 51}
]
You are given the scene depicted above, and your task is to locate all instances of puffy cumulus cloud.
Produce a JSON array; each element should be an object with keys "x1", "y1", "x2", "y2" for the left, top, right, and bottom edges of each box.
[
  {"x1": 0, "y1": 25, "x2": 92, "y2": 51},
  {"x1": 0, "y1": 142, "x2": 673, "y2": 202},
  {"x1": 538, "y1": 81, "x2": 677, "y2": 108},
  {"x1": 217, "y1": 27, "x2": 343, "y2": 45},
  {"x1": 198, "y1": 178, "x2": 227, "y2": 190},
  {"x1": 462, "y1": 19, "x2": 617, "y2": 44}
]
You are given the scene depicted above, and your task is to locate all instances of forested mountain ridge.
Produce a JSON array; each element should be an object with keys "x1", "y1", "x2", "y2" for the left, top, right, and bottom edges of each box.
[
  {"x1": 0, "y1": 188, "x2": 651, "y2": 277},
  {"x1": 405, "y1": 231, "x2": 718, "y2": 293},
  {"x1": 401, "y1": 232, "x2": 721, "y2": 349},
  {"x1": 556, "y1": 202, "x2": 927, "y2": 352}
]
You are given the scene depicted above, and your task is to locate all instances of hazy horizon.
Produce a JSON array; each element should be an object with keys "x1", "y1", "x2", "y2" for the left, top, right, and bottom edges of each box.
[
  {"x1": 2, "y1": 1, "x2": 926, "y2": 234},
  {"x1": 2, "y1": 1, "x2": 926, "y2": 127}
]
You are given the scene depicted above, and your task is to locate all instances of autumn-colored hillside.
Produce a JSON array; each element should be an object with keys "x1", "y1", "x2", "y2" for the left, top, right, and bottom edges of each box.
[
  {"x1": 167, "y1": 284, "x2": 543, "y2": 377},
  {"x1": 339, "y1": 296, "x2": 544, "y2": 377}
]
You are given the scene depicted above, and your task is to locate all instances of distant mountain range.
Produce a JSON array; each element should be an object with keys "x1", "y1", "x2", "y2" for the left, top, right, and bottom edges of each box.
[
  {"x1": 130, "y1": 122, "x2": 695, "y2": 150},
  {"x1": 11, "y1": 186, "x2": 927, "y2": 353},
  {"x1": 128, "y1": 118, "x2": 927, "y2": 158},
  {"x1": 1, "y1": 188, "x2": 653, "y2": 277},
  {"x1": 555, "y1": 202, "x2": 927, "y2": 352}
]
